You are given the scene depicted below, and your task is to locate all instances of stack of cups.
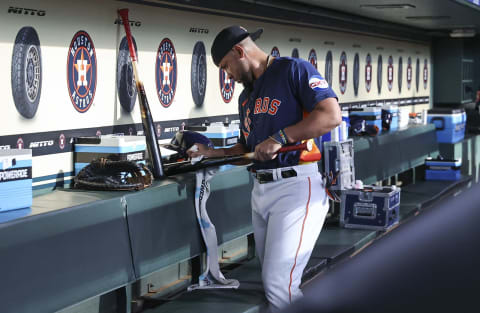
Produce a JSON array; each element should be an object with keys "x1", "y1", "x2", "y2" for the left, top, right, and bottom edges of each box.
[
  {"x1": 330, "y1": 120, "x2": 349, "y2": 142},
  {"x1": 422, "y1": 109, "x2": 428, "y2": 125},
  {"x1": 340, "y1": 120, "x2": 348, "y2": 140},
  {"x1": 330, "y1": 111, "x2": 350, "y2": 142},
  {"x1": 331, "y1": 126, "x2": 339, "y2": 142}
]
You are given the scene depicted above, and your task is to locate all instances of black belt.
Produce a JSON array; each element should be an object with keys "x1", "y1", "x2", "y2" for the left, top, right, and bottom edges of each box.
[{"x1": 253, "y1": 169, "x2": 297, "y2": 184}]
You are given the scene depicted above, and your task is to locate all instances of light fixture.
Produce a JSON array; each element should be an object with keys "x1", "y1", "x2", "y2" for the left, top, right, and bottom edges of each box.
[
  {"x1": 450, "y1": 29, "x2": 476, "y2": 38},
  {"x1": 360, "y1": 4, "x2": 415, "y2": 9},
  {"x1": 405, "y1": 16, "x2": 450, "y2": 20}
]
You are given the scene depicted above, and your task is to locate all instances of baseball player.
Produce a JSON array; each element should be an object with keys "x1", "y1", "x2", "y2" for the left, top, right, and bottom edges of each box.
[{"x1": 189, "y1": 26, "x2": 341, "y2": 311}]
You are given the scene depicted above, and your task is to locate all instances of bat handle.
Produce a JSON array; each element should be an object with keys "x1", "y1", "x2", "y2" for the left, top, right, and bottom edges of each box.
[
  {"x1": 118, "y1": 9, "x2": 137, "y2": 62},
  {"x1": 277, "y1": 140, "x2": 313, "y2": 153},
  {"x1": 245, "y1": 141, "x2": 313, "y2": 160}
]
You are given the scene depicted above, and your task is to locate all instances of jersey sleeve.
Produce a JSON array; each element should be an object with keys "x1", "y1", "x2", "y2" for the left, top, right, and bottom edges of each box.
[{"x1": 291, "y1": 59, "x2": 338, "y2": 112}]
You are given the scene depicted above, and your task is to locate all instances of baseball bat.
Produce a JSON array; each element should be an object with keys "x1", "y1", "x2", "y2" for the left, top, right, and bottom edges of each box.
[
  {"x1": 118, "y1": 8, "x2": 164, "y2": 178},
  {"x1": 164, "y1": 141, "x2": 313, "y2": 176}
]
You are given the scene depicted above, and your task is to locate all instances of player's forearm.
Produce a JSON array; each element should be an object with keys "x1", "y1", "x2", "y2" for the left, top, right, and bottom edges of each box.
[
  {"x1": 221, "y1": 142, "x2": 249, "y2": 156},
  {"x1": 284, "y1": 97, "x2": 341, "y2": 143},
  {"x1": 214, "y1": 143, "x2": 251, "y2": 165},
  {"x1": 207, "y1": 142, "x2": 248, "y2": 157}
]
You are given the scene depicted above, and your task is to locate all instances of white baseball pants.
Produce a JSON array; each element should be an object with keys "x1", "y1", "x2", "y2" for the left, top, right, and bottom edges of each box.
[{"x1": 251, "y1": 163, "x2": 329, "y2": 312}]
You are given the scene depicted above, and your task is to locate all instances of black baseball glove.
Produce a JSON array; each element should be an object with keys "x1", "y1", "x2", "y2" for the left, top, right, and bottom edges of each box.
[{"x1": 74, "y1": 158, "x2": 153, "y2": 191}]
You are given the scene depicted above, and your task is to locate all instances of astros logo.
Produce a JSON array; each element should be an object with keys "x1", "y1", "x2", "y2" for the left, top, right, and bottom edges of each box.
[
  {"x1": 67, "y1": 31, "x2": 97, "y2": 113},
  {"x1": 308, "y1": 49, "x2": 317, "y2": 69},
  {"x1": 339, "y1": 51, "x2": 347, "y2": 94},
  {"x1": 387, "y1": 56, "x2": 394, "y2": 91},
  {"x1": 17, "y1": 138, "x2": 24, "y2": 149},
  {"x1": 271, "y1": 46, "x2": 280, "y2": 57},
  {"x1": 423, "y1": 59, "x2": 428, "y2": 89},
  {"x1": 59, "y1": 133, "x2": 66, "y2": 150},
  {"x1": 219, "y1": 68, "x2": 235, "y2": 103},
  {"x1": 407, "y1": 57, "x2": 412, "y2": 90},
  {"x1": 155, "y1": 38, "x2": 177, "y2": 108},
  {"x1": 365, "y1": 53, "x2": 372, "y2": 93}
]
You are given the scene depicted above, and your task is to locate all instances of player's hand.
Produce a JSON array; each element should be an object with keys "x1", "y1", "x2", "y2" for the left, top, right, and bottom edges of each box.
[
  {"x1": 254, "y1": 137, "x2": 282, "y2": 161},
  {"x1": 187, "y1": 143, "x2": 214, "y2": 158}
]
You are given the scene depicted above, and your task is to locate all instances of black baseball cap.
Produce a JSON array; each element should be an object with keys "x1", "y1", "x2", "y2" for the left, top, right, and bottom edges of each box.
[{"x1": 211, "y1": 25, "x2": 263, "y2": 67}]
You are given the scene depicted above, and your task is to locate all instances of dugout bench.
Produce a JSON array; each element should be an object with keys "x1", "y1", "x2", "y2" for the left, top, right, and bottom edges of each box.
[{"x1": 0, "y1": 124, "x2": 475, "y2": 313}]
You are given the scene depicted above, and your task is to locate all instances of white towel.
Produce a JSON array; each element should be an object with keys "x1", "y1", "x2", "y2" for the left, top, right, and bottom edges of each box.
[{"x1": 188, "y1": 167, "x2": 240, "y2": 291}]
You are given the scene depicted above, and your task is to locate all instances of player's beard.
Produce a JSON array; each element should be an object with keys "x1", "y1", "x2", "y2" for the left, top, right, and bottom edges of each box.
[{"x1": 240, "y1": 71, "x2": 254, "y2": 92}]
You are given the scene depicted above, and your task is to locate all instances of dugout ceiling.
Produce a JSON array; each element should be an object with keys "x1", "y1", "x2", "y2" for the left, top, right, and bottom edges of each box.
[
  {"x1": 290, "y1": 0, "x2": 480, "y2": 35},
  {"x1": 140, "y1": 0, "x2": 480, "y2": 41}
]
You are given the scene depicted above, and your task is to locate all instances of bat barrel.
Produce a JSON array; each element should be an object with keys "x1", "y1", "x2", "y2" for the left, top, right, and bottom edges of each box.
[
  {"x1": 118, "y1": 9, "x2": 138, "y2": 62},
  {"x1": 118, "y1": 8, "x2": 164, "y2": 178}
]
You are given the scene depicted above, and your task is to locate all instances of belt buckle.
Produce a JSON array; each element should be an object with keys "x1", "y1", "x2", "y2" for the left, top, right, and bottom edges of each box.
[
  {"x1": 256, "y1": 172, "x2": 273, "y2": 184},
  {"x1": 281, "y1": 169, "x2": 297, "y2": 179}
]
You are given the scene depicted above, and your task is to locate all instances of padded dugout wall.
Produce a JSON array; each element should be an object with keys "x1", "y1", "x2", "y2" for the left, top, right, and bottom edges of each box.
[{"x1": 0, "y1": 0, "x2": 431, "y2": 191}]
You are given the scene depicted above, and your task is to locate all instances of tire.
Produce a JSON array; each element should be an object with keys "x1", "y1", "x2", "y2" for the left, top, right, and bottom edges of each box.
[
  {"x1": 398, "y1": 57, "x2": 403, "y2": 93},
  {"x1": 353, "y1": 53, "x2": 360, "y2": 96},
  {"x1": 117, "y1": 36, "x2": 138, "y2": 113},
  {"x1": 416, "y1": 58, "x2": 420, "y2": 92},
  {"x1": 191, "y1": 41, "x2": 207, "y2": 107},
  {"x1": 325, "y1": 51, "x2": 333, "y2": 87},
  {"x1": 377, "y1": 55, "x2": 383, "y2": 94},
  {"x1": 291, "y1": 48, "x2": 299, "y2": 58},
  {"x1": 11, "y1": 26, "x2": 42, "y2": 119}
]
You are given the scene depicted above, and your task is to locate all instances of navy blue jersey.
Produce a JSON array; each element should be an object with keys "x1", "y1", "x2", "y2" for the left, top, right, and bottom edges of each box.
[{"x1": 238, "y1": 57, "x2": 338, "y2": 170}]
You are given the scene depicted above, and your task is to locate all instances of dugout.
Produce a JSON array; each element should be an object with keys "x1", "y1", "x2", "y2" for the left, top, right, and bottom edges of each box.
[{"x1": 1, "y1": 1, "x2": 480, "y2": 313}]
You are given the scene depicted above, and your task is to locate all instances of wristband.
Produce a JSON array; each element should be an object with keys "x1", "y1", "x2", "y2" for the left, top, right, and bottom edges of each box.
[{"x1": 270, "y1": 129, "x2": 288, "y2": 146}]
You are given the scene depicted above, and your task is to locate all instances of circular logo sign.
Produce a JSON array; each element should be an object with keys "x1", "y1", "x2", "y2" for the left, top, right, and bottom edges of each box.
[
  {"x1": 59, "y1": 133, "x2": 66, "y2": 150},
  {"x1": 271, "y1": 46, "x2": 280, "y2": 57},
  {"x1": 339, "y1": 51, "x2": 347, "y2": 94},
  {"x1": 17, "y1": 138, "x2": 24, "y2": 149},
  {"x1": 387, "y1": 56, "x2": 394, "y2": 91},
  {"x1": 377, "y1": 55, "x2": 383, "y2": 94},
  {"x1": 415, "y1": 58, "x2": 420, "y2": 92},
  {"x1": 365, "y1": 53, "x2": 372, "y2": 93},
  {"x1": 67, "y1": 30, "x2": 97, "y2": 113},
  {"x1": 308, "y1": 49, "x2": 317, "y2": 69},
  {"x1": 407, "y1": 57, "x2": 412, "y2": 90},
  {"x1": 325, "y1": 51, "x2": 333, "y2": 87},
  {"x1": 291, "y1": 48, "x2": 299, "y2": 58},
  {"x1": 353, "y1": 53, "x2": 360, "y2": 96},
  {"x1": 423, "y1": 58, "x2": 428, "y2": 89},
  {"x1": 219, "y1": 68, "x2": 235, "y2": 103},
  {"x1": 398, "y1": 57, "x2": 403, "y2": 93},
  {"x1": 155, "y1": 38, "x2": 177, "y2": 108}
]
